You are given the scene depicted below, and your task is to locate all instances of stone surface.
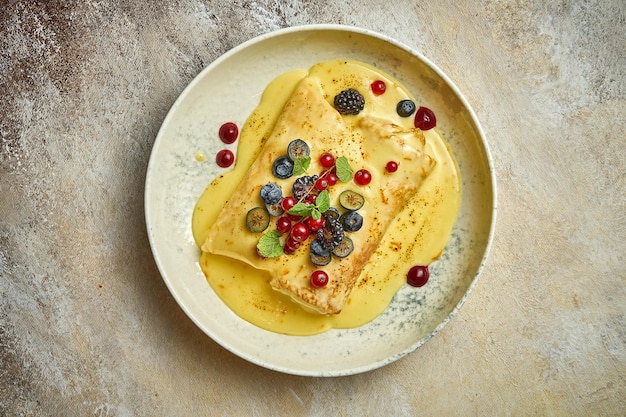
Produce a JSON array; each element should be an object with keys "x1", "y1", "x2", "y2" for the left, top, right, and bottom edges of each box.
[{"x1": 1, "y1": 1, "x2": 624, "y2": 416}]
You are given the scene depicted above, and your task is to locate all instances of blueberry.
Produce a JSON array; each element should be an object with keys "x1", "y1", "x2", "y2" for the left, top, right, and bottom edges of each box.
[
  {"x1": 260, "y1": 183, "x2": 282, "y2": 205},
  {"x1": 272, "y1": 155, "x2": 294, "y2": 179},
  {"x1": 396, "y1": 99, "x2": 416, "y2": 117},
  {"x1": 341, "y1": 211, "x2": 363, "y2": 232},
  {"x1": 287, "y1": 139, "x2": 310, "y2": 161},
  {"x1": 323, "y1": 207, "x2": 340, "y2": 221},
  {"x1": 310, "y1": 239, "x2": 331, "y2": 257}
]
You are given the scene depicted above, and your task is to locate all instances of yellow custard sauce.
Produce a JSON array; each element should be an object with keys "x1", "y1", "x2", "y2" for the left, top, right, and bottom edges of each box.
[{"x1": 192, "y1": 60, "x2": 461, "y2": 335}]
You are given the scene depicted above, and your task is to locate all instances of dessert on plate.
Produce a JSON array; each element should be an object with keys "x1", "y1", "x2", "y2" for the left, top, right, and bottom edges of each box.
[{"x1": 192, "y1": 60, "x2": 461, "y2": 335}]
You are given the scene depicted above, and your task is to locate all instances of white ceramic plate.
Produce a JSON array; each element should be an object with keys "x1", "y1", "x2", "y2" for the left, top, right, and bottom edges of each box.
[{"x1": 145, "y1": 25, "x2": 496, "y2": 376}]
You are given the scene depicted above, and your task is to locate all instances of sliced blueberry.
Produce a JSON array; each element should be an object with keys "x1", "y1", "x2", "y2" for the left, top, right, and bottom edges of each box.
[
  {"x1": 265, "y1": 201, "x2": 284, "y2": 217},
  {"x1": 322, "y1": 207, "x2": 340, "y2": 221},
  {"x1": 272, "y1": 155, "x2": 294, "y2": 179},
  {"x1": 245, "y1": 207, "x2": 270, "y2": 233},
  {"x1": 339, "y1": 190, "x2": 365, "y2": 211},
  {"x1": 260, "y1": 183, "x2": 282, "y2": 205},
  {"x1": 310, "y1": 251, "x2": 332, "y2": 266},
  {"x1": 287, "y1": 139, "x2": 310, "y2": 161},
  {"x1": 332, "y1": 236, "x2": 354, "y2": 258}
]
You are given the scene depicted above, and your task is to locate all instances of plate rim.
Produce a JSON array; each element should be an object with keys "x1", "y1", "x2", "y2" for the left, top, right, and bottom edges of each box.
[{"x1": 144, "y1": 23, "x2": 497, "y2": 376}]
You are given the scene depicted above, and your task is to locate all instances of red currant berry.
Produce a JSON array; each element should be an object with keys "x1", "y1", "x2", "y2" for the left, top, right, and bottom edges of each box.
[
  {"x1": 218, "y1": 122, "x2": 239, "y2": 144},
  {"x1": 287, "y1": 213, "x2": 302, "y2": 222},
  {"x1": 386, "y1": 161, "x2": 399, "y2": 172},
  {"x1": 290, "y1": 223, "x2": 310, "y2": 242},
  {"x1": 306, "y1": 216, "x2": 325, "y2": 232},
  {"x1": 310, "y1": 270, "x2": 329, "y2": 288},
  {"x1": 319, "y1": 152, "x2": 335, "y2": 168},
  {"x1": 325, "y1": 172, "x2": 338, "y2": 186},
  {"x1": 276, "y1": 216, "x2": 291, "y2": 234},
  {"x1": 354, "y1": 169, "x2": 372, "y2": 186},
  {"x1": 407, "y1": 265, "x2": 430, "y2": 287},
  {"x1": 281, "y1": 196, "x2": 297, "y2": 211},
  {"x1": 216, "y1": 149, "x2": 234, "y2": 168},
  {"x1": 315, "y1": 177, "x2": 329, "y2": 191},
  {"x1": 284, "y1": 236, "x2": 300, "y2": 252},
  {"x1": 414, "y1": 106, "x2": 437, "y2": 130},
  {"x1": 370, "y1": 80, "x2": 386, "y2": 95},
  {"x1": 305, "y1": 194, "x2": 317, "y2": 204}
]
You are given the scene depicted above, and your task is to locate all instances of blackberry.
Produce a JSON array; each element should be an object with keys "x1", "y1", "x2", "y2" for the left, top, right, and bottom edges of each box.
[
  {"x1": 292, "y1": 175, "x2": 318, "y2": 200},
  {"x1": 316, "y1": 216, "x2": 345, "y2": 250},
  {"x1": 333, "y1": 89, "x2": 365, "y2": 115}
]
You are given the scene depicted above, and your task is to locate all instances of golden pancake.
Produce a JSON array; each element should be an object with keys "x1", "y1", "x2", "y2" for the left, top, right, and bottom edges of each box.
[{"x1": 201, "y1": 61, "x2": 435, "y2": 314}]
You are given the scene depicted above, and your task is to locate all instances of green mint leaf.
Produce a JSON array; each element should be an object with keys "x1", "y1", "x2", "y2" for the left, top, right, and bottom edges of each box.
[
  {"x1": 292, "y1": 156, "x2": 311, "y2": 176},
  {"x1": 315, "y1": 190, "x2": 330, "y2": 213},
  {"x1": 335, "y1": 156, "x2": 353, "y2": 182},
  {"x1": 257, "y1": 230, "x2": 284, "y2": 258},
  {"x1": 287, "y1": 202, "x2": 314, "y2": 217},
  {"x1": 310, "y1": 209, "x2": 322, "y2": 221}
]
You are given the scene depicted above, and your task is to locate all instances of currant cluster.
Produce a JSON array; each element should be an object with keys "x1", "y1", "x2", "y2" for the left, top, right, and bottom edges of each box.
[{"x1": 266, "y1": 148, "x2": 348, "y2": 258}]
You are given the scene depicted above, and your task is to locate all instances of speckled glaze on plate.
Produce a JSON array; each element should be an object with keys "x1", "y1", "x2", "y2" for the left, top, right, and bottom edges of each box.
[{"x1": 145, "y1": 25, "x2": 496, "y2": 376}]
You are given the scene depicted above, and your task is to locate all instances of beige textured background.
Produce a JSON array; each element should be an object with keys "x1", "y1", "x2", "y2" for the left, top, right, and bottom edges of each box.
[{"x1": 1, "y1": 1, "x2": 624, "y2": 416}]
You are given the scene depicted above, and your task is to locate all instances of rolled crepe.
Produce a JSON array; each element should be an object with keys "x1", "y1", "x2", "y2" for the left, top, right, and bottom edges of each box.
[{"x1": 202, "y1": 61, "x2": 435, "y2": 314}]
